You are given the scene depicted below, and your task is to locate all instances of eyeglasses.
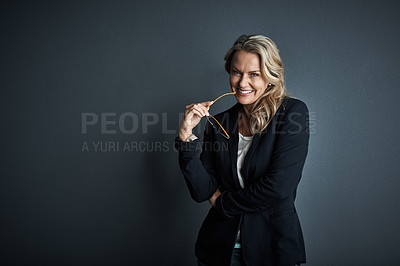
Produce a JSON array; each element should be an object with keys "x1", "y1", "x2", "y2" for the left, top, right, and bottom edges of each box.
[{"x1": 206, "y1": 91, "x2": 236, "y2": 139}]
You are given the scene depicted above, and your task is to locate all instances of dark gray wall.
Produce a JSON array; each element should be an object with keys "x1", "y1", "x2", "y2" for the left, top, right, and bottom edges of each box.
[{"x1": 1, "y1": 0, "x2": 400, "y2": 265}]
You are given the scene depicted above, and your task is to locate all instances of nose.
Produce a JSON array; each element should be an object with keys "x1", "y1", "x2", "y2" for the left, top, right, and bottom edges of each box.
[{"x1": 239, "y1": 74, "x2": 249, "y2": 88}]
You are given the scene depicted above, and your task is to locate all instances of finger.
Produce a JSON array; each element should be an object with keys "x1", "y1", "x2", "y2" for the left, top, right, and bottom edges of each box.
[
  {"x1": 194, "y1": 103, "x2": 210, "y2": 116},
  {"x1": 192, "y1": 109, "x2": 203, "y2": 118},
  {"x1": 193, "y1": 104, "x2": 208, "y2": 117},
  {"x1": 185, "y1": 104, "x2": 195, "y2": 115},
  {"x1": 201, "y1": 101, "x2": 213, "y2": 114},
  {"x1": 192, "y1": 107, "x2": 205, "y2": 117},
  {"x1": 200, "y1": 101, "x2": 214, "y2": 106}
]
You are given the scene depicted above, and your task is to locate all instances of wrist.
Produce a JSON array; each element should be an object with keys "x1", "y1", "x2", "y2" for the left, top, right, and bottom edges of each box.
[{"x1": 179, "y1": 130, "x2": 193, "y2": 141}]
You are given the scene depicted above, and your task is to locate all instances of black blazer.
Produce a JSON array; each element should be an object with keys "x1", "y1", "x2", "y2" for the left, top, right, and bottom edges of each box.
[{"x1": 175, "y1": 96, "x2": 309, "y2": 266}]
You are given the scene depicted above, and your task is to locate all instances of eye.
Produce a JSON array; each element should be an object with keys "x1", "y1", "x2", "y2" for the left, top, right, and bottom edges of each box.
[
  {"x1": 250, "y1": 73, "x2": 259, "y2": 77},
  {"x1": 231, "y1": 70, "x2": 241, "y2": 76}
]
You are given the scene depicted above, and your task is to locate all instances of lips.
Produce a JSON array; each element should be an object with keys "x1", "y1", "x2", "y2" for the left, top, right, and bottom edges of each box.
[{"x1": 237, "y1": 89, "x2": 254, "y2": 95}]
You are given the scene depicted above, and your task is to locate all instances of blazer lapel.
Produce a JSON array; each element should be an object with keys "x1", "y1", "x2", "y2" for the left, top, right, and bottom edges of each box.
[
  {"x1": 241, "y1": 133, "x2": 261, "y2": 186},
  {"x1": 240, "y1": 98, "x2": 288, "y2": 185},
  {"x1": 226, "y1": 104, "x2": 241, "y2": 189}
]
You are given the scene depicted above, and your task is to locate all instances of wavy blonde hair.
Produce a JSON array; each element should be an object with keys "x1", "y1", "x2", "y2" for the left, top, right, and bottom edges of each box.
[{"x1": 224, "y1": 35, "x2": 289, "y2": 134}]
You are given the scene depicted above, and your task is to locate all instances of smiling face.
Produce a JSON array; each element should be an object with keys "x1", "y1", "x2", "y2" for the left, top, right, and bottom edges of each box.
[{"x1": 229, "y1": 50, "x2": 270, "y2": 107}]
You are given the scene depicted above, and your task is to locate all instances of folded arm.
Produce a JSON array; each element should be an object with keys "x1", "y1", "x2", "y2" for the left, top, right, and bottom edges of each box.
[{"x1": 215, "y1": 100, "x2": 310, "y2": 218}]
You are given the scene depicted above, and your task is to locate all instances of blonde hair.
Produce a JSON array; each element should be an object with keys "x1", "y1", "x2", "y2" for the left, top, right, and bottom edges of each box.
[{"x1": 224, "y1": 35, "x2": 289, "y2": 134}]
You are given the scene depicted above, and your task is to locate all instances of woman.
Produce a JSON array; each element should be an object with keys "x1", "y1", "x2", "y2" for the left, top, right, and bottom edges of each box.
[{"x1": 175, "y1": 35, "x2": 309, "y2": 266}]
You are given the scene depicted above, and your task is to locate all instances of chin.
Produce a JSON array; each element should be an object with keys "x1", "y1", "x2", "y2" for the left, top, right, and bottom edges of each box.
[{"x1": 235, "y1": 97, "x2": 256, "y2": 106}]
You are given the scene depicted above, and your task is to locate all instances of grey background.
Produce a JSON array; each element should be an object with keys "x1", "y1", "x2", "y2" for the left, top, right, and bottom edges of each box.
[{"x1": 1, "y1": 0, "x2": 400, "y2": 265}]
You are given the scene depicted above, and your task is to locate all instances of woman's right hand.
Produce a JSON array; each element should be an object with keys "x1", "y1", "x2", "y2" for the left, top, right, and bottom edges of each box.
[{"x1": 179, "y1": 101, "x2": 213, "y2": 141}]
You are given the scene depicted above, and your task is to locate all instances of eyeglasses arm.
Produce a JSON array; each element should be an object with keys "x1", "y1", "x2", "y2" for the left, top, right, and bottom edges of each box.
[{"x1": 207, "y1": 91, "x2": 236, "y2": 110}]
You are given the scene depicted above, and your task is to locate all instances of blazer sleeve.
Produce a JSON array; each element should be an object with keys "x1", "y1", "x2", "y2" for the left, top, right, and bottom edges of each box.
[
  {"x1": 215, "y1": 100, "x2": 310, "y2": 218},
  {"x1": 175, "y1": 122, "x2": 219, "y2": 203}
]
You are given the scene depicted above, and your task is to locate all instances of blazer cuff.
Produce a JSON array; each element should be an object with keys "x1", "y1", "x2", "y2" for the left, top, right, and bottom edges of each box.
[{"x1": 174, "y1": 136, "x2": 201, "y2": 152}]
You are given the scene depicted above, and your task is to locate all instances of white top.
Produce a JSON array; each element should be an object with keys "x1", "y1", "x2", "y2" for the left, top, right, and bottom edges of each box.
[
  {"x1": 237, "y1": 133, "x2": 254, "y2": 188},
  {"x1": 235, "y1": 132, "x2": 254, "y2": 247}
]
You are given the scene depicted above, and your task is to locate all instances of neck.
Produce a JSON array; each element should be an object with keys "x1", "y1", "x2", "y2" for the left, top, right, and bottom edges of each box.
[
  {"x1": 239, "y1": 104, "x2": 252, "y2": 136},
  {"x1": 241, "y1": 104, "x2": 252, "y2": 119}
]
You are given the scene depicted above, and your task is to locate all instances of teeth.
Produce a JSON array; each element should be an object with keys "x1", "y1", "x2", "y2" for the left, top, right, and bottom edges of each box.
[{"x1": 239, "y1": 89, "x2": 253, "y2": 94}]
